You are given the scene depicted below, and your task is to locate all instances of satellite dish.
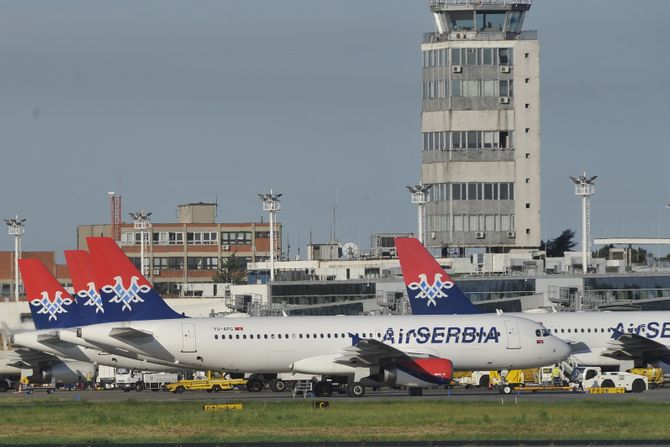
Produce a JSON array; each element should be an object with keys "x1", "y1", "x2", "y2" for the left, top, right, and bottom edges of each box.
[{"x1": 341, "y1": 242, "x2": 360, "y2": 260}]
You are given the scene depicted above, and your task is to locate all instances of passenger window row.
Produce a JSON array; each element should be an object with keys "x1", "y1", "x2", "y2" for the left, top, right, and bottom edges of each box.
[
  {"x1": 213, "y1": 332, "x2": 384, "y2": 341},
  {"x1": 549, "y1": 328, "x2": 609, "y2": 334}
]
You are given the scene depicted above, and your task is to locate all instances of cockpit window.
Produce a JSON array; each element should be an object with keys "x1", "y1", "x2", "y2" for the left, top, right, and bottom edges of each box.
[
  {"x1": 542, "y1": 329, "x2": 550, "y2": 337},
  {"x1": 535, "y1": 329, "x2": 541, "y2": 337}
]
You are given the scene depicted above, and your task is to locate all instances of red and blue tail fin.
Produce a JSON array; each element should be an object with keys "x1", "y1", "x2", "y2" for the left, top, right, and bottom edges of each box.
[
  {"x1": 86, "y1": 237, "x2": 184, "y2": 321},
  {"x1": 64, "y1": 250, "x2": 106, "y2": 326},
  {"x1": 19, "y1": 258, "x2": 80, "y2": 329},
  {"x1": 395, "y1": 237, "x2": 480, "y2": 315}
]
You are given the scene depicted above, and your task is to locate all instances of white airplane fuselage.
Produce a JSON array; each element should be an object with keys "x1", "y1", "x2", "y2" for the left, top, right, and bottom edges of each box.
[
  {"x1": 516, "y1": 311, "x2": 670, "y2": 368},
  {"x1": 77, "y1": 314, "x2": 570, "y2": 374}
]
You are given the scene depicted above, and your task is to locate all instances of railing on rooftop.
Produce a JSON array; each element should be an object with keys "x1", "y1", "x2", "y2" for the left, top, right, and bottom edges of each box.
[
  {"x1": 423, "y1": 30, "x2": 537, "y2": 43},
  {"x1": 430, "y1": 0, "x2": 532, "y2": 7}
]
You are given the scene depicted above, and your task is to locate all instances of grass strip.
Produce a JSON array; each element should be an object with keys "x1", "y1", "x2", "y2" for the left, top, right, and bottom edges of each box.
[{"x1": 0, "y1": 399, "x2": 667, "y2": 444}]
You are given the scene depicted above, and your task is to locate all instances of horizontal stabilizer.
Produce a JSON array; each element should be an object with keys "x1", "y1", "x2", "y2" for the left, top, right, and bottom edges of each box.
[
  {"x1": 36, "y1": 332, "x2": 62, "y2": 344},
  {"x1": 108, "y1": 327, "x2": 154, "y2": 341}
]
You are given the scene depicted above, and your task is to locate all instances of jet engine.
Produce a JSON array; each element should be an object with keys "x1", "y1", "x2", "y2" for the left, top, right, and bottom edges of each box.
[
  {"x1": 41, "y1": 361, "x2": 97, "y2": 385},
  {"x1": 371, "y1": 358, "x2": 454, "y2": 388}
]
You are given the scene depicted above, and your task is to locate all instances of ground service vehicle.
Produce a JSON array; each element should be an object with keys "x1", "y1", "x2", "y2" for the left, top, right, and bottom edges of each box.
[
  {"x1": 115, "y1": 370, "x2": 179, "y2": 391},
  {"x1": 454, "y1": 371, "x2": 491, "y2": 388},
  {"x1": 166, "y1": 376, "x2": 247, "y2": 393},
  {"x1": 572, "y1": 367, "x2": 647, "y2": 393},
  {"x1": 630, "y1": 367, "x2": 664, "y2": 388},
  {"x1": 96, "y1": 365, "x2": 116, "y2": 389}
]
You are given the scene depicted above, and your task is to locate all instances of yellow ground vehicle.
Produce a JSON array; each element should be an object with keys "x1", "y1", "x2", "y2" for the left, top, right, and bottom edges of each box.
[
  {"x1": 629, "y1": 368, "x2": 664, "y2": 388},
  {"x1": 165, "y1": 372, "x2": 246, "y2": 393}
]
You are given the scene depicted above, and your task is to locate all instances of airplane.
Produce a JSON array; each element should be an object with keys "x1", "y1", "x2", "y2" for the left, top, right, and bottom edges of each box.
[
  {"x1": 69, "y1": 237, "x2": 570, "y2": 397},
  {"x1": 10, "y1": 257, "x2": 184, "y2": 380},
  {"x1": 395, "y1": 237, "x2": 670, "y2": 371}
]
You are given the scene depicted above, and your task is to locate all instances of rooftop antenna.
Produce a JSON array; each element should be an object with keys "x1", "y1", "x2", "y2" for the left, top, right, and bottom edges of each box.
[
  {"x1": 332, "y1": 186, "x2": 339, "y2": 243},
  {"x1": 108, "y1": 191, "x2": 122, "y2": 243}
]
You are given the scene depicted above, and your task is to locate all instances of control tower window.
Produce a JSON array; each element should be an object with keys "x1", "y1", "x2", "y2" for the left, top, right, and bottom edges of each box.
[
  {"x1": 451, "y1": 48, "x2": 461, "y2": 66},
  {"x1": 498, "y1": 48, "x2": 513, "y2": 65},
  {"x1": 507, "y1": 12, "x2": 523, "y2": 33},
  {"x1": 449, "y1": 11, "x2": 474, "y2": 31},
  {"x1": 483, "y1": 48, "x2": 494, "y2": 66},
  {"x1": 476, "y1": 12, "x2": 505, "y2": 32}
]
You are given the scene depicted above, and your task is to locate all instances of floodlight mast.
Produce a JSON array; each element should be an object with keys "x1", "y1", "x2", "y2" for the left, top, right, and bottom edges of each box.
[
  {"x1": 570, "y1": 173, "x2": 597, "y2": 277},
  {"x1": 407, "y1": 184, "x2": 432, "y2": 245},
  {"x1": 129, "y1": 210, "x2": 152, "y2": 278},
  {"x1": 259, "y1": 191, "x2": 282, "y2": 282},
  {"x1": 5, "y1": 216, "x2": 26, "y2": 302}
]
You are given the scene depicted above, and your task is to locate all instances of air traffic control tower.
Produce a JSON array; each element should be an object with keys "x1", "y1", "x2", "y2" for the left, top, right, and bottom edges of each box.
[{"x1": 420, "y1": 0, "x2": 540, "y2": 254}]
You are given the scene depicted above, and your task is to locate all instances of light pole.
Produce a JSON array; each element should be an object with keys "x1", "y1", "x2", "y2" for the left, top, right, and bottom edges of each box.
[
  {"x1": 570, "y1": 173, "x2": 597, "y2": 275},
  {"x1": 258, "y1": 191, "x2": 282, "y2": 282},
  {"x1": 407, "y1": 183, "x2": 432, "y2": 245},
  {"x1": 5, "y1": 216, "x2": 26, "y2": 302},
  {"x1": 129, "y1": 210, "x2": 152, "y2": 278}
]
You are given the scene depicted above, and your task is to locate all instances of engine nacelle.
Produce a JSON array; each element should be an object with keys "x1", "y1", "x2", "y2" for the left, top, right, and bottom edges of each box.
[
  {"x1": 42, "y1": 361, "x2": 96, "y2": 384},
  {"x1": 380, "y1": 358, "x2": 453, "y2": 388}
]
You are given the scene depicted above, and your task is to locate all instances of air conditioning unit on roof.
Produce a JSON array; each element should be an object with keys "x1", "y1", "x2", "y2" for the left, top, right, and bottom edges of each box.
[
  {"x1": 475, "y1": 231, "x2": 485, "y2": 239},
  {"x1": 452, "y1": 65, "x2": 462, "y2": 74},
  {"x1": 499, "y1": 96, "x2": 510, "y2": 104},
  {"x1": 500, "y1": 65, "x2": 512, "y2": 73}
]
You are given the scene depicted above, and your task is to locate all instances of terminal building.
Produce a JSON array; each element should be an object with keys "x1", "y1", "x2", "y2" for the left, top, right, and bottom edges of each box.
[{"x1": 420, "y1": 0, "x2": 541, "y2": 253}]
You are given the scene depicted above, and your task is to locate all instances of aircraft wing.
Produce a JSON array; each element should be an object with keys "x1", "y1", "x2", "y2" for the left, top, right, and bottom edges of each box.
[
  {"x1": 108, "y1": 327, "x2": 154, "y2": 341},
  {"x1": 602, "y1": 329, "x2": 670, "y2": 362},
  {"x1": 1, "y1": 349, "x2": 60, "y2": 369},
  {"x1": 334, "y1": 335, "x2": 433, "y2": 367}
]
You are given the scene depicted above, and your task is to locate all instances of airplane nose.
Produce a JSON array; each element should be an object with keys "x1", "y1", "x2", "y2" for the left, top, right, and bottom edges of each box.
[{"x1": 553, "y1": 337, "x2": 571, "y2": 361}]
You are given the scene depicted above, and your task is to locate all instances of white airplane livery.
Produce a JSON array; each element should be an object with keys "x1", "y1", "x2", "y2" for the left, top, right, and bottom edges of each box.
[
  {"x1": 396, "y1": 237, "x2": 670, "y2": 371},
  {"x1": 70, "y1": 237, "x2": 570, "y2": 396}
]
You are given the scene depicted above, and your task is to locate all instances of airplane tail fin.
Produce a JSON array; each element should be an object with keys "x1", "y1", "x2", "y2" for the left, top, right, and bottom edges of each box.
[
  {"x1": 395, "y1": 237, "x2": 480, "y2": 315},
  {"x1": 86, "y1": 237, "x2": 184, "y2": 321},
  {"x1": 19, "y1": 258, "x2": 80, "y2": 329},
  {"x1": 64, "y1": 250, "x2": 107, "y2": 325}
]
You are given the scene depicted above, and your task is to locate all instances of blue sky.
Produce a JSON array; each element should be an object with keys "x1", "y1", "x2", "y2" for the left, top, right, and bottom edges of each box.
[{"x1": 1, "y1": 0, "x2": 669, "y2": 257}]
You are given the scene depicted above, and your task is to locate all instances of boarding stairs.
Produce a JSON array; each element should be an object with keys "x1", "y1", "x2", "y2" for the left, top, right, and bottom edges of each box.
[
  {"x1": 559, "y1": 355, "x2": 581, "y2": 381},
  {"x1": 291, "y1": 380, "x2": 313, "y2": 398}
]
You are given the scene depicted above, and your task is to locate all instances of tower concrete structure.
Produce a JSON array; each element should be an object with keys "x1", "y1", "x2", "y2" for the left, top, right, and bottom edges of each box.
[{"x1": 420, "y1": 0, "x2": 540, "y2": 253}]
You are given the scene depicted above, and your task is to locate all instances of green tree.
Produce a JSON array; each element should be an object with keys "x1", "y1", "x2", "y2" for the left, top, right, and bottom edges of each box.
[
  {"x1": 212, "y1": 253, "x2": 247, "y2": 284},
  {"x1": 541, "y1": 229, "x2": 577, "y2": 257},
  {"x1": 628, "y1": 246, "x2": 649, "y2": 264},
  {"x1": 594, "y1": 244, "x2": 614, "y2": 259}
]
